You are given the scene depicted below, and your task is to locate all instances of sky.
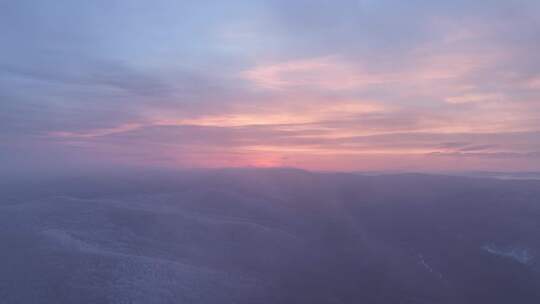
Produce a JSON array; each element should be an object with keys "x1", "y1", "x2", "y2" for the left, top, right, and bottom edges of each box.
[{"x1": 1, "y1": 0, "x2": 540, "y2": 174}]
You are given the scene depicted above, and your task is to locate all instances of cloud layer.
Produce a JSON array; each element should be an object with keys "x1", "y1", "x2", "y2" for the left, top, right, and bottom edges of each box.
[{"x1": 1, "y1": 0, "x2": 540, "y2": 173}]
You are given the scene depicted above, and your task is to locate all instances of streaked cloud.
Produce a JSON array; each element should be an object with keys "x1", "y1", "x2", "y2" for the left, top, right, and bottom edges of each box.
[{"x1": 1, "y1": 0, "x2": 540, "y2": 173}]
